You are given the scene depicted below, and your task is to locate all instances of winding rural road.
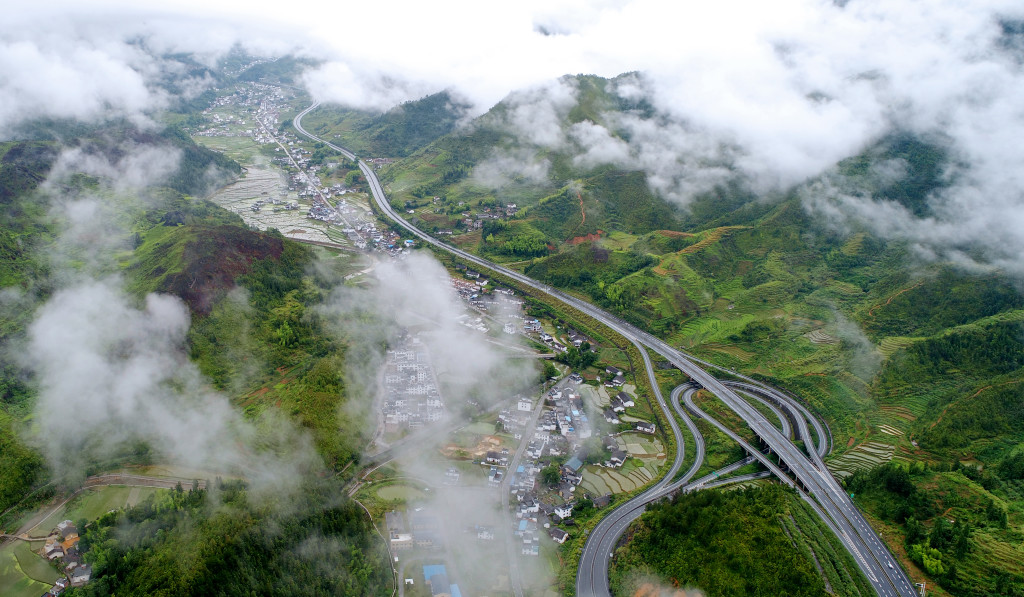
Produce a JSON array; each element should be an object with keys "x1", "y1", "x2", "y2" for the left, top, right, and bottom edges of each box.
[{"x1": 293, "y1": 103, "x2": 915, "y2": 597}]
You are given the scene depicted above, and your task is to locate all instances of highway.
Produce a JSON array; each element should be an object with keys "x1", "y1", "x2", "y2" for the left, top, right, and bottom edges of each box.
[
  {"x1": 292, "y1": 104, "x2": 915, "y2": 597},
  {"x1": 574, "y1": 340, "x2": 697, "y2": 596}
]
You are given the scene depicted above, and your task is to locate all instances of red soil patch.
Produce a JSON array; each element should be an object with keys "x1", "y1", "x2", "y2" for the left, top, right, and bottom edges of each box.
[
  {"x1": 159, "y1": 225, "x2": 285, "y2": 315},
  {"x1": 568, "y1": 230, "x2": 604, "y2": 245}
]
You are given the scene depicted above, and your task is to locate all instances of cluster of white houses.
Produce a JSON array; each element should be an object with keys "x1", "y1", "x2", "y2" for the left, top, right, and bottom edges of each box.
[{"x1": 382, "y1": 336, "x2": 445, "y2": 433}]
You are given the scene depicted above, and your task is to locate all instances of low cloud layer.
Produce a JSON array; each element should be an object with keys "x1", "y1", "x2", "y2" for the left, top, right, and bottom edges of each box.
[
  {"x1": 11, "y1": 146, "x2": 319, "y2": 490},
  {"x1": 4, "y1": 0, "x2": 1024, "y2": 272},
  {"x1": 321, "y1": 252, "x2": 534, "y2": 423}
]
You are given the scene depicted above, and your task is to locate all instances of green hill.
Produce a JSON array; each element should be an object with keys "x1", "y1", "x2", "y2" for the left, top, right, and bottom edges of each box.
[{"x1": 340, "y1": 73, "x2": 1024, "y2": 594}]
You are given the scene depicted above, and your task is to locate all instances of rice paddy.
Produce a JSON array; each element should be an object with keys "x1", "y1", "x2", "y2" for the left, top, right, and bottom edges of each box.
[
  {"x1": 827, "y1": 441, "x2": 895, "y2": 478},
  {"x1": 805, "y1": 329, "x2": 840, "y2": 345},
  {"x1": 579, "y1": 434, "x2": 665, "y2": 495},
  {"x1": 877, "y1": 336, "x2": 922, "y2": 357},
  {"x1": 0, "y1": 543, "x2": 51, "y2": 597}
]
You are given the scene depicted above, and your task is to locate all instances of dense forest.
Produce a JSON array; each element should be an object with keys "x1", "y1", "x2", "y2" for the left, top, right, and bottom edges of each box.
[
  {"x1": 68, "y1": 480, "x2": 390, "y2": 597},
  {"x1": 611, "y1": 485, "x2": 826, "y2": 596}
]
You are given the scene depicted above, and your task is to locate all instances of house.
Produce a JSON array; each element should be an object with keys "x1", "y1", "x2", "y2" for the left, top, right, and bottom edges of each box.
[
  {"x1": 70, "y1": 565, "x2": 91, "y2": 587},
  {"x1": 563, "y1": 455, "x2": 584, "y2": 475},
  {"x1": 548, "y1": 527, "x2": 569, "y2": 544},
  {"x1": 56, "y1": 521, "x2": 77, "y2": 538},
  {"x1": 610, "y1": 373, "x2": 625, "y2": 387},
  {"x1": 610, "y1": 450, "x2": 628, "y2": 467},
  {"x1": 485, "y1": 451, "x2": 508, "y2": 466},
  {"x1": 593, "y1": 494, "x2": 612, "y2": 509},
  {"x1": 554, "y1": 503, "x2": 574, "y2": 519},
  {"x1": 518, "y1": 398, "x2": 533, "y2": 412},
  {"x1": 391, "y1": 532, "x2": 414, "y2": 550},
  {"x1": 635, "y1": 421, "x2": 657, "y2": 434},
  {"x1": 444, "y1": 467, "x2": 460, "y2": 485},
  {"x1": 605, "y1": 366, "x2": 621, "y2": 376},
  {"x1": 45, "y1": 542, "x2": 64, "y2": 560},
  {"x1": 616, "y1": 392, "x2": 635, "y2": 408},
  {"x1": 610, "y1": 396, "x2": 626, "y2": 413},
  {"x1": 603, "y1": 408, "x2": 621, "y2": 424},
  {"x1": 475, "y1": 525, "x2": 495, "y2": 541}
]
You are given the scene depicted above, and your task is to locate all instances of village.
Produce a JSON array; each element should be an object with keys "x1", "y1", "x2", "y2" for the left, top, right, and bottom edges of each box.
[
  {"x1": 189, "y1": 81, "x2": 668, "y2": 596},
  {"x1": 37, "y1": 520, "x2": 90, "y2": 597},
  {"x1": 194, "y1": 82, "x2": 410, "y2": 258},
  {"x1": 382, "y1": 334, "x2": 446, "y2": 436},
  {"x1": 361, "y1": 266, "x2": 664, "y2": 595}
]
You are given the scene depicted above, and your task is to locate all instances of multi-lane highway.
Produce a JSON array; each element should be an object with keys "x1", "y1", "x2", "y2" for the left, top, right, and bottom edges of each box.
[{"x1": 292, "y1": 103, "x2": 915, "y2": 597}]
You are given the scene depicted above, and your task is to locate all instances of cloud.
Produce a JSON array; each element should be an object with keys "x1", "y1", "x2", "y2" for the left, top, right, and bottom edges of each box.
[
  {"x1": 7, "y1": 142, "x2": 320, "y2": 491},
  {"x1": 4, "y1": 0, "x2": 1024, "y2": 268},
  {"x1": 472, "y1": 148, "x2": 552, "y2": 190},
  {"x1": 320, "y1": 252, "x2": 534, "y2": 422},
  {"x1": 45, "y1": 144, "x2": 182, "y2": 193},
  {"x1": 20, "y1": 278, "x2": 319, "y2": 488}
]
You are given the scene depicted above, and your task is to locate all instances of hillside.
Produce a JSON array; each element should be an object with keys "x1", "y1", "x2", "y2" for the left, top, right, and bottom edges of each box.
[
  {"x1": 296, "y1": 90, "x2": 471, "y2": 158},
  {"x1": 340, "y1": 72, "x2": 1024, "y2": 595}
]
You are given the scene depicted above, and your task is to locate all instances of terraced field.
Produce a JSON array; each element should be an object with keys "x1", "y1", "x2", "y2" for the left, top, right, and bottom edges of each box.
[
  {"x1": 679, "y1": 226, "x2": 749, "y2": 255},
  {"x1": 878, "y1": 336, "x2": 921, "y2": 357},
  {"x1": 580, "y1": 434, "x2": 665, "y2": 495},
  {"x1": 805, "y1": 329, "x2": 840, "y2": 345},
  {"x1": 580, "y1": 465, "x2": 656, "y2": 495},
  {"x1": 704, "y1": 343, "x2": 756, "y2": 363},
  {"x1": 827, "y1": 441, "x2": 896, "y2": 479},
  {"x1": 840, "y1": 232, "x2": 866, "y2": 256}
]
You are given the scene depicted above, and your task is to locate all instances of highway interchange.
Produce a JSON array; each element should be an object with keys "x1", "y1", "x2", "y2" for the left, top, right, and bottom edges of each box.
[{"x1": 293, "y1": 103, "x2": 918, "y2": 597}]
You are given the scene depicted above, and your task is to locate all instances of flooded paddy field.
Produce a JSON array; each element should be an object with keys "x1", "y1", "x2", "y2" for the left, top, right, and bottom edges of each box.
[{"x1": 208, "y1": 162, "x2": 359, "y2": 246}]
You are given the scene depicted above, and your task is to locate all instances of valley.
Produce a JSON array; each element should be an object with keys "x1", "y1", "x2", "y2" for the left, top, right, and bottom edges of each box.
[{"x1": 1, "y1": 18, "x2": 1023, "y2": 597}]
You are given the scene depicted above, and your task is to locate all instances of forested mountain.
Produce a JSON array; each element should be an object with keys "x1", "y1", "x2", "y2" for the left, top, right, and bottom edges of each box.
[{"x1": 0, "y1": 112, "x2": 386, "y2": 595}]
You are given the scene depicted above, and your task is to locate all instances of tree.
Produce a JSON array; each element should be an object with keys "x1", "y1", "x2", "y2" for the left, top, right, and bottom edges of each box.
[
  {"x1": 904, "y1": 517, "x2": 925, "y2": 547},
  {"x1": 541, "y1": 465, "x2": 561, "y2": 487},
  {"x1": 575, "y1": 498, "x2": 595, "y2": 516}
]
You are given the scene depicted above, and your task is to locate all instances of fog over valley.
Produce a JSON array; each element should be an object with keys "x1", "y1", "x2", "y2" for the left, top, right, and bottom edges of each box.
[{"x1": 3, "y1": 2, "x2": 1024, "y2": 597}]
